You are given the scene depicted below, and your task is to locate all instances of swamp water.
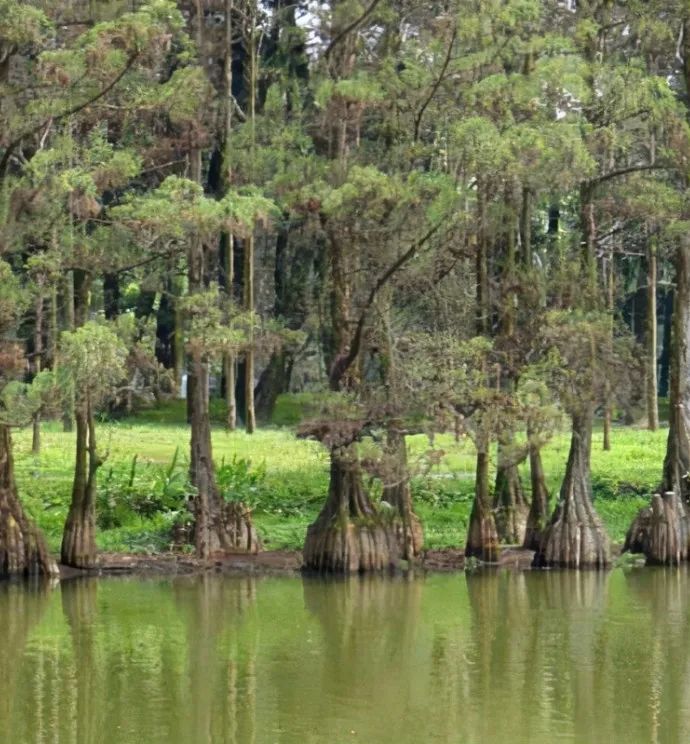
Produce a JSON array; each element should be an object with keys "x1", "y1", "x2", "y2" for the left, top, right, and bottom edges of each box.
[{"x1": 0, "y1": 569, "x2": 688, "y2": 744}]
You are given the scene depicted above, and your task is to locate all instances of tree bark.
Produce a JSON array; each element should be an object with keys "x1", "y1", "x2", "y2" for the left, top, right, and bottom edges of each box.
[
  {"x1": 661, "y1": 238, "x2": 690, "y2": 501},
  {"x1": 189, "y1": 351, "x2": 261, "y2": 558},
  {"x1": 523, "y1": 441, "x2": 550, "y2": 551},
  {"x1": 465, "y1": 443, "x2": 499, "y2": 563},
  {"x1": 0, "y1": 425, "x2": 58, "y2": 577},
  {"x1": 61, "y1": 399, "x2": 100, "y2": 568},
  {"x1": 533, "y1": 409, "x2": 611, "y2": 568},
  {"x1": 303, "y1": 446, "x2": 402, "y2": 572},
  {"x1": 186, "y1": 149, "x2": 260, "y2": 558},
  {"x1": 493, "y1": 442, "x2": 528, "y2": 545},
  {"x1": 31, "y1": 290, "x2": 43, "y2": 455},
  {"x1": 244, "y1": 233, "x2": 256, "y2": 434},
  {"x1": 476, "y1": 186, "x2": 490, "y2": 336},
  {"x1": 647, "y1": 240, "x2": 659, "y2": 431},
  {"x1": 222, "y1": 0, "x2": 238, "y2": 431},
  {"x1": 626, "y1": 239, "x2": 690, "y2": 564},
  {"x1": 602, "y1": 245, "x2": 615, "y2": 451},
  {"x1": 382, "y1": 427, "x2": 423, "y2": 561},
  {"x1": 61, "y1": 271, "x2": 75, "y2": 432}
]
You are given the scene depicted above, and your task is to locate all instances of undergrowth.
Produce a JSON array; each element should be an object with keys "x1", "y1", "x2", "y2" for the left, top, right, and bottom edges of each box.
[{"x1": 11, "y1": 404, "x2": 667, "y2": 554}]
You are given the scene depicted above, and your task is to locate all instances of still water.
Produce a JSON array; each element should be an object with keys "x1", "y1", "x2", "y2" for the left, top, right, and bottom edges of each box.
[{"x1": 1, "y1": 569, "x2": 688, "y2": 744}]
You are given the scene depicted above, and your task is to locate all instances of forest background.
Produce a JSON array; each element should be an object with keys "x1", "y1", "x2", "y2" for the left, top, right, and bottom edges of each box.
[{"x1": 2, "y1": 0, "x2": 690, "y2": 575}]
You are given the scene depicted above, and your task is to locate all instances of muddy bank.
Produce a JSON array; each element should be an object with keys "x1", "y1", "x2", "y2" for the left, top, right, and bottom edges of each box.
[{"x1": 56, "y1": 546, "x2": 544, "y2": 580}]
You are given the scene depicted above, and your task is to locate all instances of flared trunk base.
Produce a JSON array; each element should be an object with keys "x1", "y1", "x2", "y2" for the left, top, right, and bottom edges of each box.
[
  {"x1": 0, "y1": 494, "x2": 59, "y2": 578},
  {"x1": 61, "y1": 515, "x2": 97, "y2": 569},
  {"x1": 194, "y1": 500, "x2": 262, "y2": 557},
  {"x1": 465, "y1": 503, "x2": 500, "y2": 563},
  {"x1": 216, "y1": 501, "x2": 262, "y2": 554},
  {"x1": 494, "y1": 503, "x2": 529, "y2": 546},
  {"x1": 303, "y1": 519, "x2": 403, "y2": 573},
  {"x1": 532, "y1": 501, "x2": 611, "y2": 568},
  {"x1": 625, "y1": 493, "x2": 688, "y2": 565}
]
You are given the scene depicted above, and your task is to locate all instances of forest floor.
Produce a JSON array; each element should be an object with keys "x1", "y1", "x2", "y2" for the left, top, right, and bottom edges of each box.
[{"x1": 13, "y1": 400, "x2": 665, "y2": 563}]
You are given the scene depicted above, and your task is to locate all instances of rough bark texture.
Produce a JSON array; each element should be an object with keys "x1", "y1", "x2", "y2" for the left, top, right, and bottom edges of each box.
[
  {"x1": 303, "y1": 447, "x2": 403, "y2": 572},
  {"x1": 382, "y1": 429, "x2": 423, "y2": 561},
  {"x1": 61, "y1": 403, "x2": 100, "y2": 568},
  {"x1": 186, "y1": 146, "x2": 260, "y2": 558},
  {"x1": 625, "y1": 240, "x2": 690, "y2": 564},
  {"x1": 533, "y1": 410, "x2": 611, "y2": 568},
  {"x1": 189, "y1": 354, "x2": 261, "y2": 558},
  {"x1": 523, "y1": 442, "x2": 550, "y2": 551},
  {"x1": 661, "y1": 240, "x2": 690, "y2": 502},
  {"x1": 647, "y1": 242, "x2": 659, "y2": 431},
  {"x1": 465, "y1": 449, "x2": 499, "y2": 563},
  {"x1": 625, "y1": 493, "x2": 688, "y2": 565},
  {"x1": 0, "y1": 425, "x2": 58, "y2": 578},
  {"x1": 244, "y1": 233, "x2": 256, "y2": 434},
  {"x1": 493, "y1": 446, "x2": 528, "y2": 545}
]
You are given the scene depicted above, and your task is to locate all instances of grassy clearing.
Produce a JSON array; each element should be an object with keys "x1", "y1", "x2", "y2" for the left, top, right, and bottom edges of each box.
[{"x1": 11, "y1": 403, "x2": 665, "y2": 554}]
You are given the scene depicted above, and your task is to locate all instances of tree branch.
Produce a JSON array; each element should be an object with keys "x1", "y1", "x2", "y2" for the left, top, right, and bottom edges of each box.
[
  {"x1": 324, "y1": 0, "x2": 383, "y2": 61},
  {"x1": 414, "y1": 27, "x2": 457, "y2": 142},
  {"x1": 329, "y1": 221, "x2": 443, "y2": 388},
  {"x1": 590, "y1": 163, "x2": 668, "y2": 187},
  {"x1": 0, "y1": 52, "x2": 140, "y2": 178}
]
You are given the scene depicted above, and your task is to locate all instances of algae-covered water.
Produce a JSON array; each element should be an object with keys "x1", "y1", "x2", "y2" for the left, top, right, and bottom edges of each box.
[{"x1": 1, "y1": 569, "x2": 688, "y2": 743}]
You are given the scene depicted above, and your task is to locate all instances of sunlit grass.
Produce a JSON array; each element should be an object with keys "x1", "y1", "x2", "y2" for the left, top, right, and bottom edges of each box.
[{"x1": 11, "y1": 409, "x2": 668, "y2": 554}]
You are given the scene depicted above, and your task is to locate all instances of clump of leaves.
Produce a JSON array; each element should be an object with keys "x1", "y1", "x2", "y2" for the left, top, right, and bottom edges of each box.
[
  {"x1": 97, "y1": 446, "x2": 193, "y2": 529},
  {"x1": 216, "y1": 455, "x2": 267, "y2": 506}
]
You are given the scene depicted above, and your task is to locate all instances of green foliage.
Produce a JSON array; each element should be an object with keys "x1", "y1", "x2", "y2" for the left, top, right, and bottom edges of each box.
[
  {"x1": 216, "y1": 455, "x2": 267, "y2": 505},
  {"x1": 0, "y1": 1, "x2": 51, "y2": 48},
  {"x1": 59, "y1": 321, "x2": 128, "y2": 404},
  {"x1": 97, "y1": 448, "x2": 193, "y2": 529},
  {"x1": 0, "y1": 259, "x2": 25, "y2": 334}
]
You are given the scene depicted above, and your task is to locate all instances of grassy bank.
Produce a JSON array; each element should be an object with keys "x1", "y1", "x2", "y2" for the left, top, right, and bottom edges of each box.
[{"x1": 12, "y1": 403, "x2": 663, "y2": 555}]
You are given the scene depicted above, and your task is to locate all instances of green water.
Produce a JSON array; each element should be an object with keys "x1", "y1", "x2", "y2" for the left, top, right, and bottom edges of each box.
[{"x1": 1, "y1": 569, "x2": 688, "y2": 744}]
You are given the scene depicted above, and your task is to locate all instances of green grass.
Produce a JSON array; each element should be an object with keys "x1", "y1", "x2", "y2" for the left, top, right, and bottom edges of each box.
[{"x1": 11, "y1": 402, "x2": 667, "y2": 555}]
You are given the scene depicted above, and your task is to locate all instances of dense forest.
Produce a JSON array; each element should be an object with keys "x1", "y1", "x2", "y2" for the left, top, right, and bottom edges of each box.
[{"x1": 2, "y1": 0, "x2": 690, "y2": 576}]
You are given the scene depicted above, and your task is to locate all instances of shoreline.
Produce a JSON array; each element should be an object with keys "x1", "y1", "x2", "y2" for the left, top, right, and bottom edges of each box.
[{"x1": 54, "y1": 546, "x2": 546, "y2": 580}]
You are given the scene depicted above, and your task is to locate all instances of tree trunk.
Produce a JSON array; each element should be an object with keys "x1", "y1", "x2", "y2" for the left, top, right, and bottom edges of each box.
[
  {"x1": 523, "y1": 441, "x2": 550, "y2": 551},
  {"x1": 61, "y1": 399, "x2": 100, "y2": 568},
  {"x1": 602, "y1": 249, "x2": 615, "y2": 451},
  {"x1": 187, "y1": 146, "x2": 260, "y2": 558},
  {"x1": 626, "y1": 239, "x2": 690, "y2": 564},
  {"x1": 476, "y1": 186, "x2": 490, "y2": 336},
  {"x1": 0, "y1": 425, "x2": 58, "y2": 577},
  {"x1": 647, "y1": 240, "x2": 659, "y2": 431},
  {"x1": 31, "y1": 291, "x2": 43, "y2": 455},
  {"x1": 303, "y1": 445, "x2": 402, "y2": 572},
  {"x1": 661, "y1": 239, "x2": 690, "y2": 500},
  {"x1": 533, "y1": 409, "x2": 611, "y2": 568},
  {"x1": 222, "y1": 2, "x2": 237, "y2": 430},
  {"x1": 61, "y1": 271, "x2": 75, "y2": 433},
  {"x1": 254, "y1": 350, "x2": 292, "y2": 424},
  {"x1": 244, "y1": 233, "x2": 256, "y2": 434},
  {"x1": 465, "y1": 444, "x2": 499, "y2": 563},
  {"x1": 382, "y1": 427, "x2": 423, "y2": 561},
  {"x1": 189, "y1": 352, "x2": 261, "y2": 558},
  {"x1": 103, "y1": 272, "x2": 120, "y2": 320},
  {"x1": 493, "y1": 443, "x2": 528, "y2": 544}
]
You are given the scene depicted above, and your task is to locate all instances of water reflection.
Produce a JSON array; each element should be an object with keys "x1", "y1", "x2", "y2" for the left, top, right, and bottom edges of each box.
[
  {"x1": 2, "y1": 570, "x2": 690, "y2": 743},
  {"x1": 61, "y1": 579, "x2": 99, "y2": 744},
  {"x1": 173, "y1": 575, "x2": 258, "y2": 744},
  {"x1": 0, "y1": 581, "x2": 53, "y2": 743}
]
